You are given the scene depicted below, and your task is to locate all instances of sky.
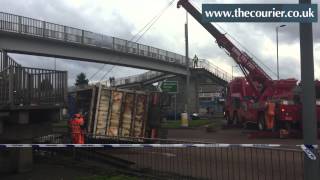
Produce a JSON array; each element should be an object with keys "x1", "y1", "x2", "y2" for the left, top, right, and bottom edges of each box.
[{"x1": 1, "y1": 0, "x2": 320, "y2": 85}]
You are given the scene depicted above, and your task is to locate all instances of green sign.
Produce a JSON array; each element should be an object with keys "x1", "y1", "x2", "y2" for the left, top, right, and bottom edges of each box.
[{"x1": 160, "y1": 81, "x2": 178, "y2": 93}]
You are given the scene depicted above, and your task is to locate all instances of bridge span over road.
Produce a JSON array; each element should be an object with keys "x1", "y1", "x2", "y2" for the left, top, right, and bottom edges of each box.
[{"x1": 0, "y1": 12, "x2": 188, "y2": 75}]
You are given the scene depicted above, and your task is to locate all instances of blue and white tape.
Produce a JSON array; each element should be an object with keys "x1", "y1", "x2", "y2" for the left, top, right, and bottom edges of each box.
[
  {"x1": 301, "y1": 145, "x2": 318, "y2": 160},
  {"x1": 1, "y1": 144, "x2": 317, "y2": 160},
  {"x1": 0, "y1": 144, "x2": 316, "y2": 148}
]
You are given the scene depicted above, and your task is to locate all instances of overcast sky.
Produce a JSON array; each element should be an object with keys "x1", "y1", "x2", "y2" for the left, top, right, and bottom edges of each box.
[{"x1": 1, "y1": 0, "x2": 319, "y2": 85}]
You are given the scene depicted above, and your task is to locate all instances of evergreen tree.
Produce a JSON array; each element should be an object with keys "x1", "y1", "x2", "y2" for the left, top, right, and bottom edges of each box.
[{"x1": 75, "y1": 72, "x2": 89, "y2": 86}]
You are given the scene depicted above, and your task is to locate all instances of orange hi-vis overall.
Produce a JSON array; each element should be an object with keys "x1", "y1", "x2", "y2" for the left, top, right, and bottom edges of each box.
[
  {"x1": 266, "y1": 102, "x2": 276, "y2": 130},
  {"x1": 69, "y1": 114, "x2": 85, "y2": 144}
]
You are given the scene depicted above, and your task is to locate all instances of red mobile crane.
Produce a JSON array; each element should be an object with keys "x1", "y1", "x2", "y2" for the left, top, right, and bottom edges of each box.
[{"x1": 177, "y1": 0, "x2": 320, "y2": 134}]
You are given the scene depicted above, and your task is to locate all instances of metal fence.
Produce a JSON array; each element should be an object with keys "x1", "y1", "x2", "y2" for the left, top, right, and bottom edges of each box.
[
  {"x1": 30, "y1": 134, "x2": 320, "y2": 180},
  {"x1": 0, "y1": 65, "x2": 67, "y2": 107},
  {"x1": 0, "y1": 12, "x2": 186, "y2": 66},
  {"x1": 96, "y1": 146, "x2": 308, "y2": 180}
]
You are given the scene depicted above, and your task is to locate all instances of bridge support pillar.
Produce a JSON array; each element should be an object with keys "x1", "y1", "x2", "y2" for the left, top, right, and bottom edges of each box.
[
  {"x1": 17, "y1": 147, "x2": 33, "y2": 173},
  {"x1": 0, "y1": 149, "x2": 16, "y2": 173},
  {"x1": 0, "y1": 148, "x2": 33, "y2": 174}
]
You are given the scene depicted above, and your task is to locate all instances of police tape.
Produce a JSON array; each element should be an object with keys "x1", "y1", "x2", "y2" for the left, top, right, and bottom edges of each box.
[
  {"x1": 0, "y1": 144, "x2": 318, "y2": 149},
  {"x1": 300, "y1": 145, "x2": 318, "y2": 160}
]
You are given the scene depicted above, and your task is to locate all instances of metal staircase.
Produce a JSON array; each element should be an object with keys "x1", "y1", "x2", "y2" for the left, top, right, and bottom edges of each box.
[
  {"x1": 0, "y1": 52, "x2": 18, "y2": 106},
  {"x1": 195, "y1": 59, "x2": 232, "y2": 83},
  {"x1": 0, "y1": 51, "x2": 68, "y2": 109},
  {"x1": 113, "y1": 59, "x2": 232, "y2": 89},
  {"x1": 0, "y1": 72, "x2": 8, "y2": 105}
]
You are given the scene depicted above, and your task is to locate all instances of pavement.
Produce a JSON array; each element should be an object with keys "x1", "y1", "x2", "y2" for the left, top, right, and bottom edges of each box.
[{"x1": 166, "y1": 124, "x2": 320, "y2": 145}]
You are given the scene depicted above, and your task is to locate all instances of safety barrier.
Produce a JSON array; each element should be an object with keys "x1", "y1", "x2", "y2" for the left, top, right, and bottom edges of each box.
[
  {"x1": 22, "y1": 133, "x2": 319, "y2": 180},
  {"x1": 93, "y1": 146, "x2": 308, "y2": 180}
]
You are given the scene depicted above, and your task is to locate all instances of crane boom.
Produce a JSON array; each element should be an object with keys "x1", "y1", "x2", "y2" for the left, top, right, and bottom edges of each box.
[{"x1": 177, "y1": 0, "x2": 272, "y2": 97}]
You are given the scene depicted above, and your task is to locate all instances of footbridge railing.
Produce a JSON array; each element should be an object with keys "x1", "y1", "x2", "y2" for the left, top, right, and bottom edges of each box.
[{"x1": 0, "y1": 12, "x2": 186, "y2": 66}]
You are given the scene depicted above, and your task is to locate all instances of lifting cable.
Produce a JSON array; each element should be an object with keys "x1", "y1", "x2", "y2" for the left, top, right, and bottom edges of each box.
[
  {"x1": 215, "y1": 24, "x2": 278, "y2": 78},
  {"x1": 89, "y1": 0, "x2": 176, "y2": 82},
  {"x1": 190, "y1": 0, "x2": 277, "y2": 78}
]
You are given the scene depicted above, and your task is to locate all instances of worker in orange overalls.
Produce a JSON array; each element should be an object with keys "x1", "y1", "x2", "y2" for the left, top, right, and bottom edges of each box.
[
  {"x1": 69, "y1": 113, "x2": 85, "y2": 144},
  {"x1": 265, "y1": 102, "x2": 275, "y2": 130}
]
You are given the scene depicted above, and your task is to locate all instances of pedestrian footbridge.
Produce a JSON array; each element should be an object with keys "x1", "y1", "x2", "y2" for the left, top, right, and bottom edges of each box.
[
  {"x1": 0, "y1": 12, "x2": 231, "y2": 85},
  {"x1": 0, "y1": 12, "x2": 188, "y2": 75}
]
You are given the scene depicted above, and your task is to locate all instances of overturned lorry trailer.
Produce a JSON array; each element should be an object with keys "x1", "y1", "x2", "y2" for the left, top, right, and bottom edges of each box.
[{"x1": 69, "y1": 85, "x2": 169, "y2": 140}]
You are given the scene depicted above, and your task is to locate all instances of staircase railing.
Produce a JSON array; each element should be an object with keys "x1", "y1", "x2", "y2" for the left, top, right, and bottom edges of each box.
[
  {"x1": 196, "y1": 59, "x2": 232, "y2": 82},
  {"x1": 0, "y1": 69, "x2": 9, "y2": 105},
  {"x1": 0, "y1": 51, "x2": 21, "y2": 105},
  {"x1": 113, "y1": 59, "x2": 232, "y2": 87},
  {"x1": 0, "y1": 65, "x2": 67, "y2": 108},
  {"x1": 114, "y1": 71, "x2": 166, "y2": 86},
  {"x1": 0, "y1": 51, "x2": 21, "y2": 72}
]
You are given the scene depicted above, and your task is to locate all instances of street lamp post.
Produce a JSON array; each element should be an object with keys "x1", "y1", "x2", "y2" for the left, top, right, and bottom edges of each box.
[
  {"x1": 276, "y1": 24, "x2": 286, "y2": 80},
  {"x1": 232, "y1": 65, "x2": 238, "y2": 79},
  {"x1": 299, "y1": 1, "x2": 318, "y2": 179},
  {"x1": 184, "y1": 11, "x2": 190, "y2": 124}
]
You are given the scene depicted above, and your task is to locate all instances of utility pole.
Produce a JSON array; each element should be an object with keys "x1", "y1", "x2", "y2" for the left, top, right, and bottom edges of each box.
[
  {"x1": 276, "y1": 24, "x2": 286, "y2": 80},
  {"x1": 299, "y1": 0, "x2": 318, "y2": 179},
  {"x1": 185, "y1": 11, "x2": 190, "y2": 122}
]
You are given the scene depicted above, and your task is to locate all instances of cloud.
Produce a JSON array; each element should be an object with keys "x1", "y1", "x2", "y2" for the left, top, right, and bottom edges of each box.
[
  {"x1": 1, "y1": 0, "x2": 142, "y2": 85},
  {"x1": 1, "y1": 0, "x2": 319, "y2": 85}
]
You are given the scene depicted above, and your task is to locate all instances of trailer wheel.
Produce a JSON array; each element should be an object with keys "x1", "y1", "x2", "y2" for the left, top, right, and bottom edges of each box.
[
  {"x1": 232, "y1": 112, "x2": 239, "y2": 125},
  {"x1": 258, "y1": 114, "x2": 266, "y2": 131}
]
